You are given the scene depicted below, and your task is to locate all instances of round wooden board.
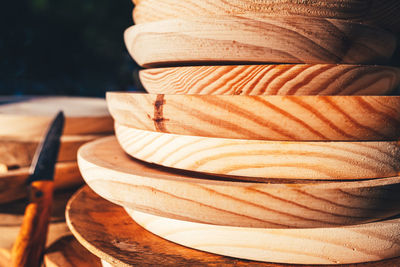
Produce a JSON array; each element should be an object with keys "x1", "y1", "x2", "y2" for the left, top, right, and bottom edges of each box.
[
  {"x1": 44, "y1": 235, "x2": 102, "y2": 267},
  {"x1": 126, "y1": 208, "x2": 400, "y2": 265},
  {"x1": 140, "y1": 64, "x2": 400, "y2": 96},
  {"x1": 67, "y1": 186, "x2": 400, "y2": 266},
  {"x1": 132, "y1": 0, "x2": 400, "y2": 33},
  {"x1": 0, "y1": 96, "x2": 113, "y2": 138},
  {"x1": 125, "y1": 16, "x2": 396, "y2": 67},
  {"x1": 0, "y1": 134, "x2": 107, "y2": 168},
  {"x1": 78, "y1": 137, "x2": 400, "y2": 229},
  {"x1": 0, "y1": 161, "x2": 83, "y2": 204},
  {"x1": 115, "y1": 124, "x2": 400, "y2": 180},
  {"x1": 107, "y1": 93, "x2": 400, "y2": 141}
]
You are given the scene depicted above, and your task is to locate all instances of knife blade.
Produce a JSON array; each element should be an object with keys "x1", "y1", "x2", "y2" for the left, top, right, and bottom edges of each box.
[{"x1": 11, "y1": 111, "x2": 64, "y2": 267}]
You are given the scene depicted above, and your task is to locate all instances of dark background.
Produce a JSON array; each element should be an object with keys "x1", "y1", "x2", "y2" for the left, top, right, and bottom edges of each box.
[{"x1": 0, "y1": 0, "x2": 141, "y2": 97}]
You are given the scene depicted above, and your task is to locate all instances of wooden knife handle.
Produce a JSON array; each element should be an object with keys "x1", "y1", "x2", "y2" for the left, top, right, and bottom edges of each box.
[{"x1": 11, "y1": 181, "x2": 54, "y2": 267}]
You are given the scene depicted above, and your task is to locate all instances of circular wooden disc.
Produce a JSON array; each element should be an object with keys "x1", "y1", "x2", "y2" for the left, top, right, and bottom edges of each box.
[
  {"x1": 67, "y1": 186, "x2": 400, "y2": 266},
  {"x1": 115, "y1": 124, "x2": 400, "y2": 180},
  {"x1": 44, "y1": 235, "x2": 102, "y2": 267},
  {"x1": 0, "y1": 96, "x2": 113, "y2": 138},
  {"x1": 125, "y1": 16, "x2": 396, "y2": 67},
  {"x1": 125, "y1": 208, "x2": 400, "y2": 265},
  {"x1": 107, "y1": 93, "x2": 400, "y2": 141},
  {"x1": 78, "y1": 137, "x2": 400, "y2": 228},
  {"x1": 132, "y1": 0, "x2": 400, "y2": 33},
  {"x1": 0, "y1": 162, "x2": 82, "y2": 204},
  {"x1": 0, "y1": 134, "x2": 107, "y2": 168},
  {"x1": 140, "y1": 65, "x2": 400, "y2": 95}
]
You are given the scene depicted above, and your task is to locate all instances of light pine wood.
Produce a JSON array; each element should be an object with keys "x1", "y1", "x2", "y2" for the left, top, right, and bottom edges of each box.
[
  {"x1": 0, "y1": 134, "x2": 107, "y2": 168},
  {"x1": 0, "y1": 97, "x2": 113, "y2": 138},
  {"x1": 44, "y1": 235, "x2": 102, "y2": 267},
  {"x1": 132, "y1": 0, "x2": 400, "y2": 33},
  {"x1": 140, "y1": 64, "x2": 400, "y2": 95},
  {"x1": 67, "y1": 186, "x2": 400, "y2": 267},
  {"x1": 78, "y1": 137, "x2": 400, "y2": 228},
  {"x1": 126, "y1": 208, "x2": 400, "y2": 265},
  {"x1": 115, "y1": 124, "x2": 400, "y2": 180},
  {"x1": 0, "y1": 162, "x2": 82, "y2": 204},
  {"x1": 125, "y1": 16, "x2": 396, "y2": 67},
  {"x1": 107, "y1": 93, "x2": 400, "y2": 141},
  {"x1": 0, "y1": 165, "x2": 6, "y2": 174}
]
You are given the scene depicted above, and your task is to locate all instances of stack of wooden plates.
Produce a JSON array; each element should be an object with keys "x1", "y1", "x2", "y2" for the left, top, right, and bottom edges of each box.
[
  {"x1": 0, "y1": 96, "x2": 113, "y2": 263},
  {"x1": 77, "y1": 1, "x2": 400, "y2": 265}
]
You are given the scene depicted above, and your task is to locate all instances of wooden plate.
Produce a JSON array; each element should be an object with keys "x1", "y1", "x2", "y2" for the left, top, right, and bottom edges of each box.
[
  {"x1": 125, "y1": 208, "x2": 400, "y2": 265},
  {"x1": 0, "y1": 162, "x2": 82, "y2": 204},
  {"x1": 0, "y1": 134, "x2": 107, "y2": 168},
  {"x1": 115, "y1": 124, "x2": 400, "y2": 180},
  {"x1": 107, "y1": 93, "x2": 400, "y2": 141},
  {"x1": 78, "y1": 137, "x2": 400, "y2": 228},
  {"x1": 132, "y1": 0, "x2": 400, "y2": 33},
  {"x1": 140, "y1": 64, "x2": 400, "y2": 95},
  {"x1": 0, "y1": 96, "x2": 113, "y2": 138},
  {"x1": 125, "y1": 16, "x2": 396, "y2": 67},
  {"x1": 67, "y1": 186, "x2": 400, "y2": 266}
]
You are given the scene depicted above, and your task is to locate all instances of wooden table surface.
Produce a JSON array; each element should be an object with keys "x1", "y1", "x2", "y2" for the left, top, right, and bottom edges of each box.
[{"x1": 67, "y1": 186, "x2": 400, "y2": 266}]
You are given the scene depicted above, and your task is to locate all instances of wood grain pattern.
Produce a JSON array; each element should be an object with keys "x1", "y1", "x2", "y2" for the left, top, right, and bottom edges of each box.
[
  {"x1": 78, "y1": 137, "x2": 400, "y2": 228},
  {"x1": 44, "y1": 235, "x2": 102, "y2": 267},
  {"x1": 0, "y1": 134, "x2": 107, "y2": 168},
  {"x1": 0, "y1": 162, "x2": 82, "y2": 204},
  {"x1": 132, "y1": 0, "x2": 400, "y2": 33},
  {"x1": 115, "y1": 125, "x2": 400, "y2": 180},
  {"x1": 125, "y1": 16, "x2": 396, "y2": 67},
  {"x1": 67, "y1": 186, "x2": 400, "y2": 266},
  {"x1": 140, "y1": 64, "x2": 400, "y2": 95},
  {"x1": 107, "y1": 93, "x2": 400, "y2": 141},
  {"x1": 126, "y1": 208, "x2": 400, "y2": 265},
  {"x1": 0, "y1": 97, "x2": 113, "y2": 138}
]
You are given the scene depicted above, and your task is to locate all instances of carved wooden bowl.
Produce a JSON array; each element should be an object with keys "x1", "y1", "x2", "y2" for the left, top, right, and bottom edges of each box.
[
  {"x1": 139, "y1": 64, "x2": 400, "y2": 95},
  {"x1": 125, "y1": 15, "x2": 396, "y2": 67},
  {"x1": 107, "y1": 93, "x2": 400, "y2": 142},
  {"x1": 125, "y1": 208, "x2": 400, "y2": 265},
  {"x1": 77, "y1": 137, "x2": 400, "y2": 229},
  {"x1": 132, "y1": 0, "x2": 400, "y2": 34},
  {"x1": 115, "y1": 124, "x2": 400, "y2": 181}
]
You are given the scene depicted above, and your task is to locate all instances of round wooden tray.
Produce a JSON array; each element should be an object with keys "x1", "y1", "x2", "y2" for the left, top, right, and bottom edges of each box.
[
  {"x1": 0, "y1": 161, "x2": 82, "y2": 204},
  {"x1": 132, "y1": 0, "x2": 400, "y2": 33},
  {"x1": 0, "y1": 134, "x2": 106, "y2": 167},
  {"x1": 67, "y1": 186, "x2": 400, "y2": 266},
  {"x1": 124, "y1": 16, "x2": 396, "y2": 67},
  {"x1": 107, "y1": 93, "x2": 400, "y2": 141},
  {"x1": 0, "y1": 96, "x2": 113, "y2": 138},
  {"x1": 115, "y1": 124, "x2": 400, "y2": 180},
  {"x1": 78, "y1": 137, "x2": 400, "y2": 228},
  {"x1": 140, "y1": 64, "x2": 400, "y2": 96},
  {"x1": 125, "y1": 208, "x2": 400, "y2": 265}
]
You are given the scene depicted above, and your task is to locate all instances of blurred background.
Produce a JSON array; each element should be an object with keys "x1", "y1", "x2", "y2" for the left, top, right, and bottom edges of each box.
[{"x1": 0, "y1": 0, "x2": 142, "y2": 97}]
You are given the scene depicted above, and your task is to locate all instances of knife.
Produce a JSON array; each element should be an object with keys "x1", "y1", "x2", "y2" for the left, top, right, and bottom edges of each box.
[{"x1": 11, "y1": 111, "x2": 64, "y2": 267}]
